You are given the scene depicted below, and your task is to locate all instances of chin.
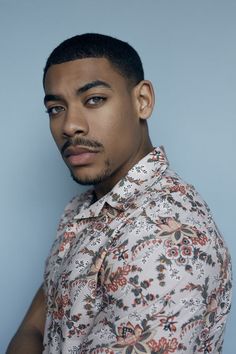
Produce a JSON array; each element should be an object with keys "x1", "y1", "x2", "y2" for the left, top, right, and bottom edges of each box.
[
  {"x1": 70, "y1": 167, "x2": 112, "y2": 186},
  {"x1": 69, "y1": 159, "x2": 112, "y2": 186},
  {"x1": 71, "y1": 174, "x2": 96, "y2": 186}
]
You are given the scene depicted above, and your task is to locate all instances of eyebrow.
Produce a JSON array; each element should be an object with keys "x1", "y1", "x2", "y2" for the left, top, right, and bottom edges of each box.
[{"x1": 44, "y1": 80, "x2": 112, "y2": 105}]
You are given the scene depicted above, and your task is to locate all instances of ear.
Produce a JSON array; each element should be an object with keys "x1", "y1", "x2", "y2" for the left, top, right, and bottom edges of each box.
[{"x1": 133, "y1": 80, "x2": 155, "y2": 120}]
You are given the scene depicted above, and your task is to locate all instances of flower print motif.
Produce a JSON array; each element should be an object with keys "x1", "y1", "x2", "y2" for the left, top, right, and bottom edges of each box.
[
  {"x1": 164, "y1": 239, "x2": 173, "y2": 248},
  {"x1": 59, "y1": 231, "x2": 76, "y2": 252},
  {"x1": 117, "y1": 322, "x2": 143, "y2": 346},
  {"x1": 112, "y1": 321, "x2": 153, "y2": 353},
  {"x1": 175, "y1": 256, "x2": 187, "y2": 265},
  {"x1": 199, "y1": 327, "x2": 210, "y2": 341},
  {"x1": 93, "y1": 221, "x2": 105, "y2": 231},
  {"x1": 180, "y1": 245, "x2": 193, "y2": 258},
  {"x1": 91, "y1": 350, "x2": 114, "y2": 354},
  {"x1": 204, "y1": 291, "x2": 219, "y2": 328},
  {"x1": 105, "y1": 265, "x2": 133, "y2": 292},
  {"x1": 114, "y1": 248, "x2": 129, "y2": 261},
  {"x1": 147, "y1": 339, "x2": 158, "y2": 351},
  {"x1": 159, "y1": 316, "x2": 177, "y2": 333},
  {"x1": 53, "y1": 294, "x2": 71, "y2": 320},
  {"x1": 157, "y1": 218, "x2": 196, "y2": 244},
  {"x1": 88, "y1": 279, "x2": 97, "y2": 298},
  {"x1": 181, "y1": 236, "x2": 191, "y2": 245},
  {"x1": 156, "y1": 264, "x2": 166, "y2": 273},
  {"x1": 117, "y1": 277, "x2": 127, "y2": 286},
  {"x1": 107, "y1": 276, "x2": 127, "y2": 292},
  {"x1": 169, "y1": 184, "x2": 186, "y2": 195},
  {"x1": 90, "y1": 249, "x2": 107, "y2": 274},
  {"x1": 120, "y1": 265, "x2": 132, "y2": 275},
  {"x1": 149, "y1": 200, "x2": 156, "y2": 209},
  {"x1": 111, "y1": 242, "x2": 129, "y2": 261},
  {"x1": 166, "y1": 246, "x2": 180, "y2": 259},
  {"x1": 148, "y1": 147, "x2": 166, "y2": 163},
  {"x1": 161, "y1": 293, "x2": 175, "y2": 306},
  {"x1": 192, "y1": 233, "x2": 208, "y2": 246},
  {"x1": 198, "y1": 339, "x2": 213, "y2": 353},
  {"x1": 158, "y1": 218, "x2": 182, "y2": 236},
  {"x1": 147, "y1": 337, "x2": 179, "y2": 353},
  {"x1": 43, "y1": 147, "x2": 232, "y2": 352},
  {"x1": 107, "y1": 280, "x2": 119, "y2": 292},
  {"x1": 185, "y1": 264, "x2": 193, "y2": 274}
]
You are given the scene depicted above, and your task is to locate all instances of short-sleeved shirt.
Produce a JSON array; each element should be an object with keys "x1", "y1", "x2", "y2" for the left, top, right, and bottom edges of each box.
[{"x1": 43, "y1": 147, "x2": 232, "y2": 354}]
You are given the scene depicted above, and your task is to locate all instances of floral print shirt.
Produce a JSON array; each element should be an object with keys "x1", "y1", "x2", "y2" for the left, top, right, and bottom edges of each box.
[{"x1": 43, "y1": 147, "x2": 232, "y2": 354}]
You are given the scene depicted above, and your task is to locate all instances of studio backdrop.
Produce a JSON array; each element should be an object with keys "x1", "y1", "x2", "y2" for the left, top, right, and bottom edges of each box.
[{"x1": 0, "y1": 1, "x2": 235, "y2": 353}]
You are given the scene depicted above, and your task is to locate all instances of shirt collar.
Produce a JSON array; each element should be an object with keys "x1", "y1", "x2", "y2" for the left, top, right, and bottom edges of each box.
[{"x1": 74, "y1": 146, "x2": 169, "y2": 220}]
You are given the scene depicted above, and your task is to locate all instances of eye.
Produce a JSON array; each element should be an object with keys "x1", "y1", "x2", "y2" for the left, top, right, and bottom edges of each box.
[
  {"x1": 86, "y1": 96, "x2": 106, "y2": 107},
  {"x1": 46, "y1": 106, "x2": 65, "y2": 117}
]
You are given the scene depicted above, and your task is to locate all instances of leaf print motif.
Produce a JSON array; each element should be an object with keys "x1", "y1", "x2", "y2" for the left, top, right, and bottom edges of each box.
[{"x1": 43, "y1": 147, "x2": 232, "y2": 353}]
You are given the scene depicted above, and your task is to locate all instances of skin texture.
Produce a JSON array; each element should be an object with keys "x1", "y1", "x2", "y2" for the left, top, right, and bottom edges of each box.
[
  {"x1": 7, "y1": 57, "x2": 155, "y2": 352},
  {"x1": 44, "y1": 58, "x2": 155, "y2": 199},
  {"x1": 6, "y1": 286, "x2": 46, "y2": 354}
]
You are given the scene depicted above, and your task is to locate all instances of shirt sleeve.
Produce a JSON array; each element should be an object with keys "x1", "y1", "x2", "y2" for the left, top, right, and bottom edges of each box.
[{"x1": 83, "y1": 215, "x2": 232, "y2": 354}]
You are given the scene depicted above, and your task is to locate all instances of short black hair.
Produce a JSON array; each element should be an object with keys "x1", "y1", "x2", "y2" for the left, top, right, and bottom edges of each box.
[{"x1": 43, "y1": 33, "x2": 144, "y2": 87}]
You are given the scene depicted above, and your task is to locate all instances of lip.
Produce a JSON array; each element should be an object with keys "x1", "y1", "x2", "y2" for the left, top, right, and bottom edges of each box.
[{"x1": 63, "y1": 146, "x2": 99, "y2": 166}]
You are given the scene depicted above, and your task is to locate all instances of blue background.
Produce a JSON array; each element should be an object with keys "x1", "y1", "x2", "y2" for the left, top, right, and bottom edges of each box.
[{"x1": 0, "y1": 0, "x2": 235, "y2": 352}]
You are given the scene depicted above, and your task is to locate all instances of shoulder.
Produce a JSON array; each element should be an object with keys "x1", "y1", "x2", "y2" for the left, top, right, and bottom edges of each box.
[{"x1": 141, "y1": 167, "x2": 216, "y2": 235}]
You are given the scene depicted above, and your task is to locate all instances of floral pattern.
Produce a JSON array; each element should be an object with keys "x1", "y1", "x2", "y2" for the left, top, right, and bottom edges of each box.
[{"x1": 43, "y1": 147, "x2": 232, "y2": 353}]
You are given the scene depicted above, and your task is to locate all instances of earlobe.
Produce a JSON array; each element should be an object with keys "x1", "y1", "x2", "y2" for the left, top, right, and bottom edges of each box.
[{"x1": 135, "y1": 80, "x2": 155, "y2": 120}]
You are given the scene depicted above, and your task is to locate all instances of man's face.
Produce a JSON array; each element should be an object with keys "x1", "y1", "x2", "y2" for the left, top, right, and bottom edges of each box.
[{"x1": 44, "y1": 58, "x2": 151, "y2": 193}]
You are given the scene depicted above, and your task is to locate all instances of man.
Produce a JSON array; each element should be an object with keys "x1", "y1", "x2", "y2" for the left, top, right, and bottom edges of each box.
[{"x1": 7, "y1": 33, "x2": 232, "y2": 353}]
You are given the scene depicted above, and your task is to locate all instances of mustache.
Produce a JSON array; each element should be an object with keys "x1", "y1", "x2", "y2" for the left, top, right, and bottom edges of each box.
[{"x1": 61, "y1": 136, "x2": 103, "y2": 156}]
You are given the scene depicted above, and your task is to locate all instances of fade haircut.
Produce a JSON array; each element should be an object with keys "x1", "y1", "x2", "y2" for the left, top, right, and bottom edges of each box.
[{"x1": 43, "y1": 33, "x2": 144, "y2": 87}]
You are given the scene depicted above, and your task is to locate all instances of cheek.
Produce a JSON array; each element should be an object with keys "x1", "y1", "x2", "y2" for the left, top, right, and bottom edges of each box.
[
  {"x1": 99, "y1": 119, "x2": 139, "y2": 160},
  {"x1": 92, "y1": 102, "x2": 137, "y2": 138},
  {"x1": 92, "y1": 116, "x2": 132, "y2": 149}
]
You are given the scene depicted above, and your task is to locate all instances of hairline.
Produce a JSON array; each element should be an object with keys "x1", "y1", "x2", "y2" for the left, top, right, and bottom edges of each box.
[{"x1": 43, "y1": 55, "x2": 139, "y2": 90}]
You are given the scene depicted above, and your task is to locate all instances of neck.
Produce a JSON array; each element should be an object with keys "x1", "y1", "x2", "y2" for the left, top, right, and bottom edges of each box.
[{"x1": 94, "y1": 140, "x2": 153, "y2": 200}]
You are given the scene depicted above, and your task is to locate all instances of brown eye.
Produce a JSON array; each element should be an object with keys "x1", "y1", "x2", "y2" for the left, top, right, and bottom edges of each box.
[
  {"x1": 46, "y1": 106, "x2": 65, "y2": 116},
  {"x1": 86, "y1": 96, "x2": 106, "y2": 106}
]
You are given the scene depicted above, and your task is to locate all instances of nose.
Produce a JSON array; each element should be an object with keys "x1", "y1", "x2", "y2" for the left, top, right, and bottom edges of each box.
[{"x1": 62, "y1": 106, "x2": 89, "y2": 138}]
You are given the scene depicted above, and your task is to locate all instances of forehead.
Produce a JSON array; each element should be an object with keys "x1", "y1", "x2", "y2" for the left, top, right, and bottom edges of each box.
[{"x1": 44, "y1": 57, "x2": 127, "y2": 93}]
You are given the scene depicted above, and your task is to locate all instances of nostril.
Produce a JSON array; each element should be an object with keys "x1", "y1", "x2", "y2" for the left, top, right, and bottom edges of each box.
[
  {"x1": 62, "y1": 113, "x2": 89, "y2": 137},
  {"x1": 62, "y1": 128, "x2": 86, "y2": 139}
]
